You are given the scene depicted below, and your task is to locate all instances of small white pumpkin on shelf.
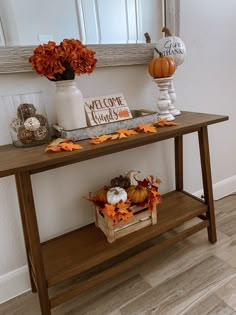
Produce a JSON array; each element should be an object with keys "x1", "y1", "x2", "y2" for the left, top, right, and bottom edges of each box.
[{"x1": 107, "y1": 187, "x2": 128, "y2": 205}]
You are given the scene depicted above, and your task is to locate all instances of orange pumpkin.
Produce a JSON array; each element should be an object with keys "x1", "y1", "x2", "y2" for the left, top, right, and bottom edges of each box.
[
  {"x1": 127, "y1": 185, "x2": 148, "y2": 204},
  {"x1": 96, "y1": 186, "x2": 109, "y2": 203},
  {"x1": 149, "y1": 48, "x2": 176, "y2": 79}
]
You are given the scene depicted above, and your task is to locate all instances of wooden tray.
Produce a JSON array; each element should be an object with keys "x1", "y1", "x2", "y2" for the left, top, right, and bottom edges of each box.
[{"x1": 53, "y1": 109, "x2": 158, "y2": 141}]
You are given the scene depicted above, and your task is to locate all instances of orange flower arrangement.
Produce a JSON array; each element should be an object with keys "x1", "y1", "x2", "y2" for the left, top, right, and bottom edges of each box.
[{"x1": 29, "y1": 39, "x2": 97, "y2": 81}]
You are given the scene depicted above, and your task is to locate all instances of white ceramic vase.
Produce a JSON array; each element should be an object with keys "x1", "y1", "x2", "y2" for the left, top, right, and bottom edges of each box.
[{"x1": 54, "y1": 80, "x2": 87, "y2": 130}]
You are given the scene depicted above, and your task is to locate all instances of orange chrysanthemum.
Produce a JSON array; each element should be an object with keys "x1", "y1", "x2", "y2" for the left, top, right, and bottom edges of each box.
[{"x1": 29, "y1": 39, "x2": 97, "y2": 81}]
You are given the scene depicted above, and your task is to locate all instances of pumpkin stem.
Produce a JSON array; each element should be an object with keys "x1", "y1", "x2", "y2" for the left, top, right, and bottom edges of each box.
[
  {"x1": 111, "y1": 188, "x2": 120, "y2": 195},
  {"x1": 154, "y1": 48, "x2": 163, "y2": 58},
  {"x1": 144, "y1": 32, "x2": 151, "y2": 43},
  {"x1": 162, "y1": 26, "x2": 172, "y2": 37}
]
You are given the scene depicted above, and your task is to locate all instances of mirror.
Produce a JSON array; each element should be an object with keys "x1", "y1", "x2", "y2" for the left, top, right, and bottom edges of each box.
[
  {"x1": 0, "y1": 0, "x2": 179, "y2": 73},
  {"x1": 0, "y1": 0, "x2": 163, "y2": 45}
]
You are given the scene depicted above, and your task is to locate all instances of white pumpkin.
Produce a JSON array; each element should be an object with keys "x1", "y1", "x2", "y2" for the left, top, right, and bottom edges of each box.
[
  {"x1": 107, "y1": 187, "x2": 127, "y2": 205},
  {"x1": 155, "y1": 27, "x2": 186, "y2": 66}
]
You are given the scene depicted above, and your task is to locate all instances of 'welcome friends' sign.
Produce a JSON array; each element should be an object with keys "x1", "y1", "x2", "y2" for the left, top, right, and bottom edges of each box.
[{"x1": 84, "y1": 93, "x2": 132, "y2": 126}]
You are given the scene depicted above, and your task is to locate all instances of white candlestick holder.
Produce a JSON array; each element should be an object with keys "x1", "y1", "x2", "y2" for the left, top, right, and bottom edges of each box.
[
  {"x1": 153, "y1": 77, "x2": 175, "y2": 121},
  {"x1": 168, "y1": 76, "x2": 181, "y2": 116}
]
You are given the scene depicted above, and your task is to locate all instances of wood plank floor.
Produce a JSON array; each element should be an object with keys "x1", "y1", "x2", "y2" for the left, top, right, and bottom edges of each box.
[{"x1": 1, "y1": 195, "x2": 236, "y2": 315}]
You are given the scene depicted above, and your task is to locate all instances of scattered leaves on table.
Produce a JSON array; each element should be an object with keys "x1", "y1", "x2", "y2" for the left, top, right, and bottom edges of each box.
[
  {"x1": 45, "y1": 138, "x2": 83, "y2": 152},
  {"x1": 89, "y1": 118, "x2": 179, "y2": 145}
]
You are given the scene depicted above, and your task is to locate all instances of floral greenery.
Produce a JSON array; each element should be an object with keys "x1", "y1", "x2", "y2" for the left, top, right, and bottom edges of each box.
[
  {"x1": 29, "y1": 39, "x2": 97, "y2": 81},
  {"x1": 86, "y1": 175, "x2": 162, "y2": 225}
]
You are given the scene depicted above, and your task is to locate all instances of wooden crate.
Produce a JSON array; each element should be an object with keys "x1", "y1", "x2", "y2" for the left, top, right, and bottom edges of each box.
[{"x1": 95, "y1": 203, "x2": 157, "y2": 243}]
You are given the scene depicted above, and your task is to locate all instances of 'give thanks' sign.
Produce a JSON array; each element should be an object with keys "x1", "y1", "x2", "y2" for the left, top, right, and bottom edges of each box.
[{"x1": 84, "y1": 93, "x2": 132, "y2": 126}]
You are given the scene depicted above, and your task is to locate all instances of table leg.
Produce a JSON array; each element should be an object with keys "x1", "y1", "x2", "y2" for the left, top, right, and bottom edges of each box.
[
  {"x1": 16, "y1": 172, "x2": 51, "y2": 315},
  {"x1": 175, "y1": 135, "x2": 183, "y2": 191},
  {"x1": 198, "y1": 126, "x2": 217, "y2": 243},
  {"x1": 15, "y1": 173, "x2": 37, "y2": 293}
]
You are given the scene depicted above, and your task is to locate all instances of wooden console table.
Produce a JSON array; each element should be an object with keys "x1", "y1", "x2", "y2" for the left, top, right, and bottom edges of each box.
[{"x1": 0, "y1": 111, "x2": 228, "y2": 314}]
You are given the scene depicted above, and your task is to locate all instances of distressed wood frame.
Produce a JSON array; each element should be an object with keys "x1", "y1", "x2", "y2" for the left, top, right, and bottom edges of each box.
[{"x1": 0, "y1": 0, "x2": 180, "y2": 74}]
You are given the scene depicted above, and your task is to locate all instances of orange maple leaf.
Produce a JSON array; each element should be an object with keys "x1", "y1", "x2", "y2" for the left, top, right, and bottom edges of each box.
[
  {"x1": 45, "y1": 138, "x2": 83, "y2": 152},
  {"x1": 116, "y1": 201, "x2": 130, "y2": 213},
  {"x1": 110, "y1": 133, "x2": 128, "y2": 140},
  {"x1": 148, "y1": 189, "x2": 162, "y2": 210},
  {"x1": 47, "y1": 138, "x2": 73, "y2": 147},
  {"x1": 115, "y1": 129, "x2": 138, "y2": 136},
  {"x1": 59, "y1": 142, "x2": 83, "y2": 151},
  {"x1": 110, "y1": 134, "x2": 120, "y2": 140},
  {"x1": 153, "y1": 118, "x2": 178, "y2": 127},
  {"x1": 135, "y1": 124, "x2": 157, "y2": 133},
  {"x1": 102, "y1": 203, "x2": 116, "y2": 217},
  {"x1": 115, "y1": 211, "x2": 133, "y2": 223},
  {"x1": 89, "y1": 134, "x2": 112, "y2": 144},
  {"x1": 147, "y1": 175, "x2": 161, "y2": 185}
]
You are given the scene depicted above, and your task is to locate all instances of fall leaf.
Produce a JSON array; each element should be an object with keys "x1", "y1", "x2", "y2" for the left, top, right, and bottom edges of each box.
[
  {"x1": 59, "y1": 142, "x2": 83, "y2": 151},
  {"x1": 102, "y1": 204, "x2": 116, "y2": 217},
  {"x1": 116, "y1": 201, "x2": 131, "y2": 213},
  {"x1": 135, "y1": 124, "x2": 157, "y2": 133},
  {"x1": 115, "y1": 129, "x2": 138, "y2": 136},
  {"x1": 117, "y1": 133, "x2": 128, "y2": 139},
  {"x1": 45, "y1": 146, "x2": 62, "y2": 152},
  {"x1": 147, "y1": 189, "x2": 162, "y2": 210},
  {"x1": 110, "y1": 134, "x2": 120, "y2": 140},
  {"x1": 147, "y1": 175, "x2": 162, "y2": 186},
  {"x1": 153, "y1": 118, "x2": 178, "y2": 127},
  {"x1": 89, "y1": 134, "x2": 112, "y2": 144},
  {"x1": 110, "y1": 133, "x2": 127, "y2": 140},
  {"x1": 113, "y1": 210, "x2": 133, "y2": 225},
  {"x1": 45, "y1": 138, "x2": 83, "y2": 152},
  {"x1": 47, "y1": 138, "x2": 73, "y2": 147}
]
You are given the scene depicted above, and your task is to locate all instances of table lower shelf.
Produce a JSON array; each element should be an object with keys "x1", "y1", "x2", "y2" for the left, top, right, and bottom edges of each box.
[{"x1": 41, "y1": 190, "x2": 208, "y2": 288}]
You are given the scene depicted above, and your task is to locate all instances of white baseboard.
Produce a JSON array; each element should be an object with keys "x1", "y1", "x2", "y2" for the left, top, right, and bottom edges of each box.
[
  {"x1": 0, "y1": 265, "x2": 30, "y2": 304},
  {"x1": 193, "y1": 175, "x2": 236, "y2": 201}
]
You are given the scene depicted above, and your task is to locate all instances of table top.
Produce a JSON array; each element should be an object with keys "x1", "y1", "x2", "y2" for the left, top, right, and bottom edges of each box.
[{"x1": 0, "y1": 111, "x2": 228, "y2": 177}]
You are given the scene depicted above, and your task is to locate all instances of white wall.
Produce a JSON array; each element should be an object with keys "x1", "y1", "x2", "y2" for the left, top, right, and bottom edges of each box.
[
  {"x1": 0, "y1": 0, "x2": 236, "y2": 303},
  {"x1": 176, "y1": 0, "x2": 236, "y2": 194}
]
